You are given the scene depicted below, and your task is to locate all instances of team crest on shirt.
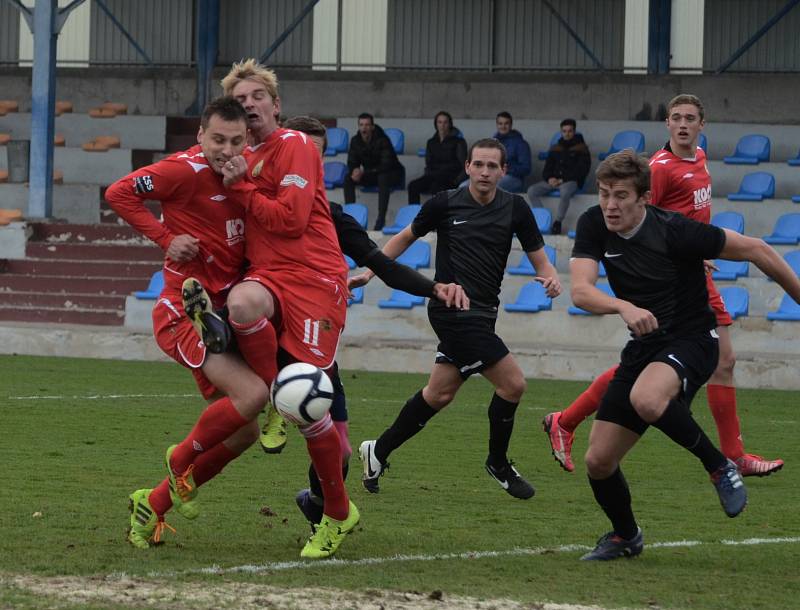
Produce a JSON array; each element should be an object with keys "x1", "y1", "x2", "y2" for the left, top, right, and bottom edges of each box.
[
  {"x1": 319, "y1": 319, "x2": 332, "y2": 331},
  {"x1": 280, "y1": 174, "x2": 308, "y2": 189},
  {"x1": 252, "y1": 160, "x2": 264, "y2": 177}
]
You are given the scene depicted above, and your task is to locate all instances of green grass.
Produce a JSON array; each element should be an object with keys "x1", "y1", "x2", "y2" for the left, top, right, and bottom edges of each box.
[{"x1": 1, "y1": 354, "x2": 799, "y2": 609}]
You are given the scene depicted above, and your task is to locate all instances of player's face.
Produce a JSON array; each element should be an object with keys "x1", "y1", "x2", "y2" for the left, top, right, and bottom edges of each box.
[
  {"x1": 466, "y1": 147, "x2": 505, "y2": 196},
  {"x1": 560, "y1": 124, "x2": 575, "y2": 141},
  {"x1": 197, "y1": 115, "x2": 247, "y2": 174},
  {"x1": 598, "y1": 179, "x2": 649, "y2": 233},
  {"x1": 232, "y1": 79, "x2": 280, "y2": 139},
  {"x1": 358, "y1": 118, "x2": 374, "y2": 139},
  {"x1": 666, "y1": 103, "x2": 704, "y2": 149},
  {"x1": 496, "y1": 116, "x2": 512, "y2": 135}
]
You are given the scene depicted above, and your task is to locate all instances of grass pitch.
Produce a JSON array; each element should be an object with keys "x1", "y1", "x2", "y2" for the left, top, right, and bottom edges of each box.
[{"x1": 1, "y1": 354, "x2": 798, "y2": 609}]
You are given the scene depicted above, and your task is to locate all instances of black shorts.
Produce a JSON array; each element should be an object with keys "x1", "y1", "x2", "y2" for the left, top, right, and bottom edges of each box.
[
  {"x1": 596, "y1": 329, "x2": 720, "y2": 435},
  {"x1": 428, "y1": 310, "x2": 510, "y2": 379}
]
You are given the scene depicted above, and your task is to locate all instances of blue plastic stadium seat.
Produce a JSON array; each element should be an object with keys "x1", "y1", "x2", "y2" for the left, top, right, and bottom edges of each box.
[
  {"x1": 767, "y1": 294, "x2": 800, "y2": 321},
  {"x1": 711, "y1": 211, "x2": 745, "y2": 234},
  {"x1": 698, "y1": 132, "x2": 708, "y2": 153},
  {"x1": 347, "y1": 286, "x2": 363, "y2": 306},
  {"x1": 323, "y1": 161, "x2": 347, "y2": 189},
  {"x1": 719, "y1": 286, "x2": 749, "y2": 320},
  {"x1": 727, "y1": 171, "x2": 775, "y2": 201},
  {"x1": 324, "y1": 127, "x2": 349, "y2": 156},
  {"x1": 784, "y1": 251, "x2": 800, "y2": 276},
  {"x1": 378, "y1": 288, "x2": 425, "y2": 309},
  {"x1": 763, "y1": 213, "x2": 800, "y2": 245},
  {"x1": 134, "y1": 270, "x2": 164, "y2": 299},
  {"x1": 712, "y1": 259, "x2": 749, "y2": 281},
  {"x1": 362, "y1": 165, "x2": 405, "y2": 194},
  {"x1": 598, "y1": 261, "x2": 607, "y2": 278},
  {"x1": 567, "y1": 230, "x2": 576, "y2": 239},
  {"x1": 507, "y1": 245, "x2": 556, "y2": 275},
  {"x1": 723, "y1": 134, "x2": 770, "y2": 165},
  {"x1": 343, "y1": 202, "x2": 368, "y2": 229},
  {"x1": 531, "y1": 207, "x2": 552, "y2": 234},
  {"x1": 396, "y1": 240, "x2": 431, "y2": 269},
  {"x1": 793, "y1": 195, "x2": 800, "y2": 204},
  {"x1": 598, "y1": 130, "x2": 645, "y2": 160},
  {"x1": 568, "y1": 283, "x2": 615, "y2": 315},
  {"x1": 384, "y1": 128, "x2": 405, "y2": 154},
  {"x1": 344, "y1": 255, "x2": 356, "y2": 270},
  {"x1": 504, "y1": 282, "x2": 552, "y2": 312},
  {"x1": 788, "y1": 149, "x2": 800, "y2": 166},
  {"x1": 382, "y1": 204, "x2": 420, "y2": 235}
]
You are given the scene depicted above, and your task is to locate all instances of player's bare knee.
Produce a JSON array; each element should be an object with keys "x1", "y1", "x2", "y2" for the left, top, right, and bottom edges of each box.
[
  {"x1": 229, "y1": 381, "x2": 269, "y2": 420},
  {"x1": 585, "y1": 449, "x2": 616, "y2": 479},
  {"x1": 714, "y1": 350, "x2": 736, "y2": 379},
  {"x1": 629, "y1": 390, "x2": 668, "y2": 423},
  {"x1": 227, "y1": 287, "x2": 272, "y2": 325},
  {"x1": 423, "y1": 386, "x2": 454, "y2": 409},
  {"x1": 498, "y1": 375, "x2": 526, "y2": 402}
]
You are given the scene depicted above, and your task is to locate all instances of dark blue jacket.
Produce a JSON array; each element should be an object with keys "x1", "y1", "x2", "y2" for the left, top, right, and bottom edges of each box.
[{"x1": 493, "y1": 129, "x2": 531, "y2": 179}]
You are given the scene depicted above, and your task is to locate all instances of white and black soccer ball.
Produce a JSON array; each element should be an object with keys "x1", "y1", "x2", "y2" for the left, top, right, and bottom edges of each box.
[{"x1": 270, "y1": 362, "x2": 334, "y2": 425}]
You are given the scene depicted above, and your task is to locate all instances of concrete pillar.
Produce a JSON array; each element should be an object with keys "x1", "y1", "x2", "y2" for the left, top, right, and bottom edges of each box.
[
  {"x1": 670, "y1": 0, "x2": 704, "y2": 74},
  {"x1": 624, "y1": 0, "x2": 649, "y2": 74}
]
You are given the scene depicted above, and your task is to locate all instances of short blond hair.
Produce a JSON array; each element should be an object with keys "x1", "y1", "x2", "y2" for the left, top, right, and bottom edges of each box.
[{"x1": 221, "y1": 58, "x2": 279, "y2": 99}]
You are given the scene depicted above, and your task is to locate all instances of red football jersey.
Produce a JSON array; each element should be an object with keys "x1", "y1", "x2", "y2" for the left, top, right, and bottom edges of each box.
[
  {"x1": 229, "y1": 128, "x2": 346, "y2": 278},
  {"x1": 105, "y1": 144, "x2": 246, "y2": 298},
  {"x1": 649, "y1": 144, "x2": 712, "y2": 224}
]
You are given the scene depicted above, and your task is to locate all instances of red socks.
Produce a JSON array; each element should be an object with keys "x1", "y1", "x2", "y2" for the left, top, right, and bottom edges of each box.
[
  {"x1": 706, "y1": 384, "x2": 744, "y2": 459},
  {"x1": 229, "y1": 316, "x2": 278, "y2": 387},
  {"x1": 169, "y1": 396, "x2": 247, "y2": 474},
  {"x1": 301, "y1": 415, "x2": 349, "y2": 520},
  {"x1": 560, "y1": 365, "x2": 618, "y2": 432}
]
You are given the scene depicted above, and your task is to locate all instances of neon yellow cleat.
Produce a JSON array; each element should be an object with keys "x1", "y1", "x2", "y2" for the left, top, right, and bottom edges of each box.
[
  {"x1": 165, "y1": 444, "x2": 199, "y2": 519},
  {"x1": 260, "y1": 404, "x2": 288, "y2": 454},
  {"x1": 300, "y1": 501, "x2": 360, "y2": 559},
  {"x1": 127, "y1": 488, "x2": 175, "y2": 549}
]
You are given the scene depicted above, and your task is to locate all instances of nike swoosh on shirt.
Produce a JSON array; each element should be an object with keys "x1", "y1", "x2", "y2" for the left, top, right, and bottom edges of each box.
[
  {"x1": 453, "y1": 219, "x2": 468, "y2": 225},
  {"x1": 604, "y1": 252, "x2": 623, "y2": 258}
]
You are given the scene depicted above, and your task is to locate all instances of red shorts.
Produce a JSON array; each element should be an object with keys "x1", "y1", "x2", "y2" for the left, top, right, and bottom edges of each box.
[
  {"x1": 152, "y1": 292, "x2": 217, "y2": 399},
  {"x1": 242, "y1": 268, "x2": 346, "y2": 369},
  {"x1": 706, "y1": 275, "x2": 733, "y2": 327}
]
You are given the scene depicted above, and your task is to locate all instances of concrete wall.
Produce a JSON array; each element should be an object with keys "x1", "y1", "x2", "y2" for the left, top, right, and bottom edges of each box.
[{"x1": 1, "y1": 67, "x2": 800, "y2": 124}]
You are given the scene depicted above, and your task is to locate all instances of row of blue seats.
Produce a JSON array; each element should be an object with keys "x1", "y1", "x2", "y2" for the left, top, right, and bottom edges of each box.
[
  {"x1": 352, "y1": 283, "x2": 800, "y2": 321},
  {"x1": 324, "y1": 126, "x2": 800, "y2": 166}
]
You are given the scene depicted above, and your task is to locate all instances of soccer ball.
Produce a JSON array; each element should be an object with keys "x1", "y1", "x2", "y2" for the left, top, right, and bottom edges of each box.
[{"x1": 270, "y1": 362, "x2": 334, "y2": 425}]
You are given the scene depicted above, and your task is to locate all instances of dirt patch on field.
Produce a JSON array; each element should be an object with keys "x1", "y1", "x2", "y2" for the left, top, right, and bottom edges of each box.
[{"x1": 1, "y1": 572, "x2": 610, "y2": 610}]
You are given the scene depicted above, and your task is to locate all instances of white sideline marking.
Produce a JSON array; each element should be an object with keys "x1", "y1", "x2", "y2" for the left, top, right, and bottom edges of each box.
[
  {"x1": 147, "y1": 536, "x2": 800, "y2": 578},
  {"x1": 7, "y1": 393, "x2": 196, "y2": 401}
]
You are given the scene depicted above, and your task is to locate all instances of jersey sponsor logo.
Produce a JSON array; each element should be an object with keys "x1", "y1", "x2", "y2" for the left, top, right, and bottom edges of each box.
[
  {"x1": 225, "y1": 218, "x2": 245, "y2": 246},
  {"x1": 133, "y1": 175, "x2": 154, "y2": 194},
  {"x1": 209, "y1": 194, "x2": 227, "y2": 201},
  {"x1": 280, "y1": 174, "x2": 308, "y2": 189},
  {"x1": 604, "y1": 251, "x2": 623, "y2": 258},
  {"x1": 252, "y1": 160, "x2": 264, "y2": 177},
  {"x1": 453, "y1": 219, "x2": 468, "y2": 225},
  {"x1": 693, "y1": 185, "x2": 712, "y2": 209}
]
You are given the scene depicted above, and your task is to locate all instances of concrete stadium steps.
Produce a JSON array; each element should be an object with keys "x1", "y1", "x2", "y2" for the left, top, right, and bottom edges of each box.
[
  {"x1": 26, "y1": 241, "x2": 162, "y2": 262},
  {"x1": 99, "y1": 199, "x2": 162, "y2": 225},
  {"x1": 29, "y1": 221, "x2": 148, "y2": 243},
  {"x1": 0, "y1": 146, "x2": 134, "y2": 184},
  {"x1": 0, "y1": 257, "x2": 160, "y2": 278},
  {"x1": 0, "y1": 306, "x2": 124, "y2": 325},
  {"x1": 1, "y1": 291, "x2": 127, "y2": 309},
  {"x1": 0, "y1": 113, "x2": 166, "y2": 151},
  {"x1": 0, "y1": 273, "x2": 150, "y2": 295}
]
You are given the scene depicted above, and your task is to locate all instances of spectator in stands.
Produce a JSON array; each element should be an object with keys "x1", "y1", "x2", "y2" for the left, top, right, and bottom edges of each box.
[
  {"x1": 493, "y1": 111, "x2": 531, "y2": 193},
  {"x1": 526, "y1": 119, "x2": 591, "y2": 234},
  {"x1": 407, "y1": 111, "x2": 467, "y2": 204},
  {"x1": 344, "y1": 112, "x2": 405, "y2": 231}
]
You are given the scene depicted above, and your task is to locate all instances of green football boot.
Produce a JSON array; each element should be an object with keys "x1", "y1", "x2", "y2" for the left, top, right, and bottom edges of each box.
[
  {"x1": 127, "y1": 488, "x2": 175, "y2": 548},
  {"x1": 165, "y1": 444, "x2": 199, "y2": 520},
  {"x1": 300, "y1": 500, "x2": 360, "y2": 559},
  {"x1": 260, "y1": 404, "x2": 288, "y2": 454}
]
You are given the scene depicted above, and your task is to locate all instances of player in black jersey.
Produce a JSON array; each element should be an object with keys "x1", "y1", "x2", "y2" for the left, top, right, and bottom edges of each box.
[
  {"x1": 572, "y1": 150, "x2": 800, "y2": 561},
  {"x1": 356, "y1": 138, "x2": 561, "y2": 499}
]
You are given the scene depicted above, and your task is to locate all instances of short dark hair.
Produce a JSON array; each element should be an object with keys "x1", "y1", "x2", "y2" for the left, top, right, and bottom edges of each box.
[
  {"x1": 434, "y1": 111, "x2": 453, "y2": 130},
  {"x1": 496, "y1": 111, "x2": 512, "y2": 123},
  {"x1": 468, "y1": 138, "x2": 507, "y2": 166},
  {"x1": 595, "y1": 149, "x2": 651, "y2": 196},
  {"x1": 284, "y1": 115, "x2": 328, "y2": 151},
  {"x1": 201, "y1": 96, "x2": 248, "y2": 129},
  {"x1": 357, "y1": 112, "x2": 374, "y2": 124},
  {"x1": 667, "y1": 94, "x2": 705, "y2": 121},
  {"x1": 560, "y1": 118, "x2": 577, "y2": 129}
]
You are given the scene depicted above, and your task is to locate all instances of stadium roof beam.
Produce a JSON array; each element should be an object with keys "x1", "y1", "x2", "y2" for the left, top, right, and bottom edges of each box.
[
  {"x1": 541, "y1": 0, "x2": 605, "y2": 71},
  {"x1": 187, "y1": 0, "x2": 220, "y2": 116},
  {"x1": 93, "y1": 0, "x2": 153, "y2": 65},
  {"x1": 715, "y1": 0, "x2": 800, "y2": 74},
  {"x1": 259, "y1": 0, "x2": 320, "y2": 63}
]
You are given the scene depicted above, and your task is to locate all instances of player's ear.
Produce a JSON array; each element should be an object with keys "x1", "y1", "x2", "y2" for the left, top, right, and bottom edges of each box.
[
  {"x1": 642, "y1": 189, "x2": 652, "y2": 205},
  {"x1": 196, "y1": 126, "x2": 204, "y2": 145}
]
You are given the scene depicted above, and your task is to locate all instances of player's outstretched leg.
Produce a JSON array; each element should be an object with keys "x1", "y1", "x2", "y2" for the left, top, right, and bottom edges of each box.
[
  {"x1": 295, "y1": 488, "x2": 324, "y2": 528},
  {"x1": 484, "y1": 458, "x2": 535, "y2": 499},
  {"x1": 581, "y1": 528, "x2": 643, "y2": 561},
  {"x1": 735, "y1": 453, "x2": 784, "y2": 477},
  {"x1": 182, "y1": 277, "x2": 230, "y2": 354},
  {"x1": 359, "y1": 439, "x2": 388, "y2": 493},
  {"x1": 165, "y1": 444, "x2": 199, "y2": 517},
  {"x1": 127, "y1": 488, "x2": 176, "y2": 549},
  {"x1": 710, "y1": 459, "x2": 748, "y2": 517},
  {"x1": 300, "y1": 500, "x2": 360, "y2": 559},
  {"x1": 542, "y1": 411, "x2": 576, "y2": 472},
  {"x1": 260, "y1": 404, "x2": 288, "y2": 454}
]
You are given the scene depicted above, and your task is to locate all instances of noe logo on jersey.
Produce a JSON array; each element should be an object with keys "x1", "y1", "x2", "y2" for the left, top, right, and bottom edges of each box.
[
  {"x1": 693, "y1": 185, "x2": 712, "y2": 210},
  {"x1": 225, "y1": 218, "x2": 245, "y2": 246}
]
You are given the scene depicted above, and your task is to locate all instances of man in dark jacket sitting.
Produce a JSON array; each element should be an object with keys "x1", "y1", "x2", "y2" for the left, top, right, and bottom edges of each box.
[
  {"x1": 527, "y1": 118, "x2": 591, "y2": 235},
  {"x1": 344, "y1": 112, "x2": 405, "y2": 230},
  {"x1": 407, "y1": 111, "x2": 467, "y2": 205}
]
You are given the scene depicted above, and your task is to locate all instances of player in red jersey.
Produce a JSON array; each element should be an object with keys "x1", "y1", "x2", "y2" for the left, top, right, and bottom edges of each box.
[
  {"x1": 219, "y1": 59, "x2": 357, "y2": 559},
  {"x1": 543, "y1": 94, "x2": 783, "y2": 477},
  {"x1": 106, "y1": 97, "x2": 270, "y2": 548}
]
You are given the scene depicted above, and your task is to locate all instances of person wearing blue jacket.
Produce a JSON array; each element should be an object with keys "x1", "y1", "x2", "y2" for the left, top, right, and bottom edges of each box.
[{"x1": 493, "y1": 111, "x2": 531, "y2": 193}]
